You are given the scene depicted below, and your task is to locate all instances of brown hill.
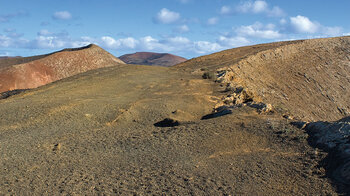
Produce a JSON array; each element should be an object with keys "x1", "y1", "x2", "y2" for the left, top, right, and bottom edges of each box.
[
  {"x1": 0, "y1": 44, "x2": 124, "y2": 93},
  {"x1": 119, "y1": 52, "x2": 187, "y2": 67},
  {"x1": 176, "y1": 36, "x2": 350, "y2": 122}
]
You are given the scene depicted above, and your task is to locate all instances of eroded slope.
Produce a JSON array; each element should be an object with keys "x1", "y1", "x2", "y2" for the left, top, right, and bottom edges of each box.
[
  {"x1": 178, "y1": 36, "x2": 350, "y2": 122},
  {"x1": 0, "y1": 44, "x2": 125, "y2": 93}
]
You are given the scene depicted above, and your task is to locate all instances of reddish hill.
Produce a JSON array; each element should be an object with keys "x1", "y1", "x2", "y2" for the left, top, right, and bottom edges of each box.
[
  {"x1": 0, "y1": 44, "x2": 125, "y2": 93},
  {"x1": 119, "y1": 52, "x2": 187, "y2": 67}
]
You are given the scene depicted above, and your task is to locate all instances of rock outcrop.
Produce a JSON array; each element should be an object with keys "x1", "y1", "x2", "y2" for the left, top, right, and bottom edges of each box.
[
  {"x1": 302, "y1": 117, "x2": 350, "y2": 186},
  {"x1": 0, "y1": 44, "x2": 125, "y2": 93}
]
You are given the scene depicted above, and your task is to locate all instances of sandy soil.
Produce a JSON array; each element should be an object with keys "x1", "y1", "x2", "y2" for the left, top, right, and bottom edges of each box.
[{"x1": 0, "y1": 64, "x2": 339, "y2": 195}]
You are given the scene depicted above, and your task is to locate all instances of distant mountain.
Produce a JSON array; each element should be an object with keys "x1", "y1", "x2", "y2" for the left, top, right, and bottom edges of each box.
[
  {"x1": 0, "y1": 44, "x2": 125, "y2": 93},
  {"x1": 119, "y1": 52, "x2": 187, "y2": 67}
]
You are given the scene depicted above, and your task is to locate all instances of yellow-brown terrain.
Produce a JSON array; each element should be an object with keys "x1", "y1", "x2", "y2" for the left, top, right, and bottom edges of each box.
[{"x1": 0, "y1": 36, "x2": 349, "y2": 195}]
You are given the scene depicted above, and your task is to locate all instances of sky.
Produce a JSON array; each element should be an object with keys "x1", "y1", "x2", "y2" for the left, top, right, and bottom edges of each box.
[{"x1": 0, "y1": 0, "x2": 349, "y2": 58}]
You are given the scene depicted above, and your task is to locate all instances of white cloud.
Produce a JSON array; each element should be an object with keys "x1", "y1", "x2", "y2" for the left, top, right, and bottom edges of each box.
[
  {"x1": 289, "y1": 15, "x2": 342, "y2": 36},
  {"x1": 0, "y1": 35, "x2": 12, "y2": 47},
  {"x1": 220, "y1": 6, "x2": 232, "y2": 15},
  {"x1": 235, "y1": 22, "x2": 282, "y2": 39},
  {"x1": 194, "y1": 41, "x2": 223, "y2": 54},
  {"x1": 269, "y1": 6, "x2": 285, "y2": 17},
  {"x1": 32, "y1": 36, "x2": 67, "y2": 49},
  {"x1": 100, "y1": 36, "x2": 138, "y2": 49},
  {"x1": 0, "y1": 30, "x2": 82, "y2": 50},
  {"x1": 322, "y1": 26, "x2": 342, "y2": 36},
  {"x1": 137, "y1": 36, "x2": 191, "y2": 52},
  {"x1": 207, "y1": 17, "x2": 219, "y2": 25},
  {"x1": 38, "y1": 29, "x2": 52, "y2": 36},
  {"x1": 265, "y1": 23, "x2": 275, "y2": 30},
  {"x1": 154, "y1": 8, "x2": 180, "y2": 24},
  {"x1": 0, "y1": 32, "x2": 247, "y2": 56},
  {"x1": 138, "y1": 36, "x2": 165, "y2": 50},
  {"x1": 53, "y1": 11, "x2": 72, "y2": 20},
  {"x1": 235, "y1": 0, "x2": 285, "y2": 17},
  {"x1": 290, "y1": 15, "x2": 319, "y2": 34},
  {"x1": 98, "y1": 35, "x2": 225, "y2": 55},
  {"x1": 100, "y1": 36, "x2": 118, "y2": 48},
  {"x1": 280, "y1": 18, "x2": 287, "y2": 25},
  {"x1": 0, "y1": 34, "x2": 29, "y2": 48},
  {"x1": 119, "y1": 37, "x2": 139, "y2": 49},
  {"x1": 165, "y1": 36, "x2": 191, "y2": 46},
  {"x1": 251, "y1": 0, "x2": 268, "y2": 13},
  {"x1": 37, "y1": 29, "x2": 69, "y2": 38},
  {"x1": 217, "y1": 36, "x2": 251, "y2": 48},
  {"x1": 174, "y1": 25, "x2": 190, "y2": 33},
  {"x1": 236, "y1": 1, "x2": 267, "y2": 13}
]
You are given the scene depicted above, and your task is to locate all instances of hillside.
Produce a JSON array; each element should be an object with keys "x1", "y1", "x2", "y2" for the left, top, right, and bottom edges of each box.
[
  {"x1": 0, "y1": 44, "x2": 125, "y2": 93},
  {"x1": 1, "y1": 37, "x2": 349, "y2": 195},
  {"x1": 119, "y1": 52, "x2": 187, "y2": 67},
  {"x1": 177, "y1": 36, "x2": 350, "y2": 122}
]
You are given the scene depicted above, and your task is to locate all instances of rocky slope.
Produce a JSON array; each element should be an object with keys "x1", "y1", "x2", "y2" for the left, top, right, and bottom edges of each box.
[
  {"x1": 296, "y1": 116, "x2": 350, "y2": 192},
  {"x1": 0, "y1": 44, "x2": 125, "y2": 93},
  {"x1": 119, "y1": 52, "x2": 187, "y2": 67},
  {"x1": 177, "y1": 36, "x2": 350, "y2": 122}
]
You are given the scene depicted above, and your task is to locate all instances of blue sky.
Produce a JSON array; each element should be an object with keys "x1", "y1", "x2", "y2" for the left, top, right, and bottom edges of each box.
[{"x1": 0, "y1": 0, "x2": 349, "y2": 58}]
